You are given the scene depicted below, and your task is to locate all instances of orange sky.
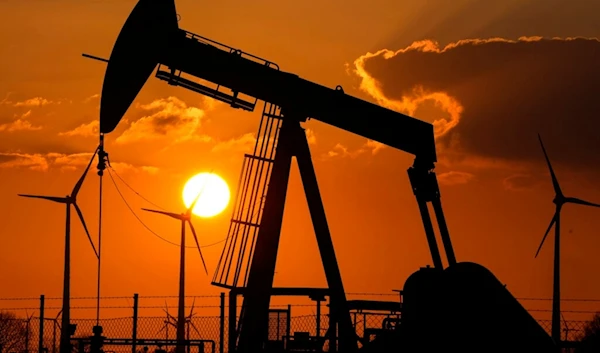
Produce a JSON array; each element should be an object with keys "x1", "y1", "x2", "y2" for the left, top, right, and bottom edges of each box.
[{"x1": 1, "y1": 0, "x2": 600, "y2": 322}]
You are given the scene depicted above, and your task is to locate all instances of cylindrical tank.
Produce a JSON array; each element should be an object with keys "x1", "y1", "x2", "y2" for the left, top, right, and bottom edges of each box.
[
  {"x1": 399, "y1": 262, "x2": 557, "y2": 353},
  {"x1": 443, "y1": 262, "x2": 557, "y2": 352}
]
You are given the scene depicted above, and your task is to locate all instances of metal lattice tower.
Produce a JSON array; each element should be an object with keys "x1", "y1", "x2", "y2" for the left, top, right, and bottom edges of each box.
[{"x1": 212, "y1": 102, "x2": 282, "y2": 288}]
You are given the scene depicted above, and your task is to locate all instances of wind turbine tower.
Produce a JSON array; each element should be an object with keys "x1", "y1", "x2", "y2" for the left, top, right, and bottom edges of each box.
[
  {"x1": 142, "y1": 191, "x2": 208, "y2": 353},
  {"x1": 18, "y1": 148, "x2": 100, "y2": 353},
  {"x1": 535, "y1": 134, "x2": 600, "y2": 344}
]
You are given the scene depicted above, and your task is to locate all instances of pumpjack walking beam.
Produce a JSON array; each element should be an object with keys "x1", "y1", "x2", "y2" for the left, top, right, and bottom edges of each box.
[{"x1": 235, "y1": 113, "x2": 356, "y2": 353}]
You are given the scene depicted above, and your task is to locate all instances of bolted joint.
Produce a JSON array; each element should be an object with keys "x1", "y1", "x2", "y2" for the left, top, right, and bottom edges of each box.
[
  {"x1": 97, "y1": 149, "x2": 109, "y2": 176},
  {"x1": 407, "y1": 164, "x2": 440, "y2": 202}
]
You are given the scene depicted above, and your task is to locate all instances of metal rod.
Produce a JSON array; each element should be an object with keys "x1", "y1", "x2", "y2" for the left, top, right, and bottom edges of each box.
[
  {"x1": 97, "y1": 166, "x2": 103, "y2": 325},
  {"x1": 431, "y1": 197, "x2": 456, "y2": 266},
  {"x1": 39, "y1": 295, "x2": 44, "y2": 353},
  {"x1": 82, "y1": 53, "x2": 109, "y2": 63},
  {"x1": 316, "y1": 300, "x2": 321, "y2": 338},
  {"x1": 294, "y1": 121, "x2": 356, "y2": 352},
  {"x1": 228, "y1": 292, "x2": 237, "y2": 353},
  {"x1": 236, "y1": 119, "x2": 294, "y2": 352},
  {"x1": 60, "y1": 203, "x2": 71, "y2": 353},
  {"x1": 219, "y1": 293, "x2": 225, "y2": 353},
  {"x1": 132, "y1": 294, "x2": 139, "y2": 353}
]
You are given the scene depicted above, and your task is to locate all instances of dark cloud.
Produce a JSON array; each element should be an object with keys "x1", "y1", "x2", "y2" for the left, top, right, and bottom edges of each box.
[
  {"x1": 381, "y1": 0, "x2": 600, "y2": 51},
  {"x1": 438, "y1": 171, "x2": 475, "y2": 186},
  {"x1": 502, "y1": 174, "x2": 540, "y2": 191},
  {"x1": 353, "y1": 37, "x2": 600, "y2": 174}
]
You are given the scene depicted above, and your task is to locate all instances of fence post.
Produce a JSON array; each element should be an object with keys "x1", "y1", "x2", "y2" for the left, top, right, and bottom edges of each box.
[
  {"x1": 132, "y1": 293, "x2": 139, "y2": 353},
  {"x1": 219, "y1": 293, "x2": 225, "y2": 353},
  {"x1": 316, "y1": 299, "x2": 321, "y2": 338},
  {"x1": 39, "y1": 295, "x2": 45, "y2": 353},
  {"x1": 26, "y1": 316, "x2": 30, "y2": 353},
  {"x1": 286, "y1": 305, "x2": 291, "y2": 339},
  {"x1": 228, "y1": 291, "x2": 236, "y2": 353}
]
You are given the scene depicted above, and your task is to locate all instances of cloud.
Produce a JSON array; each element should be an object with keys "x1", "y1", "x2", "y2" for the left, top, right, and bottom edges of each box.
[
  {"x1": 0, "y1": 153, "x2": 49, "y2": 171},
  {"x1": 111, "y1": 163, "x2": 160, "y2": 175},
  {"x1": 211, "y1": 128, "x2": 318, "y2": 154},
  {"x1": 324, "y1": 139, "x2": 386, "y2": 159},
  {"x1": 59, "y1": 120, "x2": 99, "y2": 138},
  {"x1": 0, "y1": 151, "x2": 158, "y2": 174},
  {"x1": 12, "y1": 97, "x2": 54, "y2": 107},
  {"x1": 326, "y1": 143, "x2": 357, "y2": 159},
  {"x1": 365, "y1": 140, "x2": 385, "y2": 155},
  {"x1": 202, "y1": 96, "x2": 227, "y2": 111},
  {"x1": 305, "y1": 128, "x2": 317, "y2": 145},
  {"x1": 352, "y1": 36, "x2": 600, "y2": 176},
  {"x1": 211, "y1": 133, "x2": 257, "y2": 153},
  {"x1": 83, "y1": 94, "x2": 99, "y2": 104},
  {"x1": 437, "y1": 171, "x2": 475, "y2": 186},
  {"x1": 502, "y1": 174, "x2": 540, "y2": 191},
  {"x1": 116, "y1": 97, "x2": 211, "y2": 144},
  {"x1": 0, "y1": 92, "x2": 13, "y2": 105},
  {"x1": 0, "y1": 110, "x2": 42, "y2": 132}
]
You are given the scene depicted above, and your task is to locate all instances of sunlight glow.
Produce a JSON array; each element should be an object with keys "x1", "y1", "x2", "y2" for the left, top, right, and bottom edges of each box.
[{"x1": 182, "y1": 172, "x2": 230, "y2": 218}]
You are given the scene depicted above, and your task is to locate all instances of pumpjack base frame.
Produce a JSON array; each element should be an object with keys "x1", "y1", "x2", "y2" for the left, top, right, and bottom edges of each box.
[
  {"x1": 228, "y1": 287, "x2": 331, "y2": 353},
  {"x1": 71, "y1": 338, "x2": 216, "y2": 353},
  {"x1": 234, "y1": 116, "x2": 358, "y2": 353}
]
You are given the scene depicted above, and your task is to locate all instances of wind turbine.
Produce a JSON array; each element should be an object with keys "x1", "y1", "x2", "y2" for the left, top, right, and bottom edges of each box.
[
  {"x1": 158, "y1": 302, "x2": 176, "y2": 342},
  {"x1": 185, "y1": 299, "x2": 201, "y2": 353},
  {"x1": 18, "y1": 148, "x2": 99, "y2": 353},
  {"x1": 535, "y1": 134, "x2": 600, "y2": 344},
  {"x1": 159, "y1": 300, "x2": 200, "y2": 351},
  {"x1": 142, "y1": 190, "x2": 208, "y2": 353}
]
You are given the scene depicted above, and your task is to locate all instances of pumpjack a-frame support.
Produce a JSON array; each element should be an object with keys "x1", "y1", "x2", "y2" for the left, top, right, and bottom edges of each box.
[{"x1": 235, "y1": 114, "x2": 357, "y2": 353}]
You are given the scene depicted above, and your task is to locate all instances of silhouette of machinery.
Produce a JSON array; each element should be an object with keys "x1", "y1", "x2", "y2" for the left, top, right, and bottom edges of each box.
[{"x1": 96, "y1": 0, "x2": 558, "y2": 352}]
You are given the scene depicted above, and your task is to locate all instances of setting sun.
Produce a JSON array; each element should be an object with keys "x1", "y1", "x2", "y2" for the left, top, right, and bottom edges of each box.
[{"x1": 182, "y1": 172, "x2": 231, "y2": 218}]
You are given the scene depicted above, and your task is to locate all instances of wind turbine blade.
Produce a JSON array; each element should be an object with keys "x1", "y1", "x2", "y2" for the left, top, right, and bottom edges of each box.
[
  {"x1": 187, "y1": 190, "x2": 204, "y2": 215},
  {"x1": 188, "y1": 221, "x2": 208, "y2": 275},
  {"x1": 141, "y1": 208, "x2": 184, "y2": 220},
  {"x1": 18, "y1": 194, "x2": 68, "y2": 203},
  {"x1": 538, "y1": 134, "x2": 562, "y2": 196},
  {"x1": 188, "y1": 298, "x2": 196, "y2": 318},
  {"x1": 72, "y1": 147, "x2": 99, "y2": 197},
  {"x1": 565, "y1": 197, "x2": 600, "y2": 208},
  {"x1": 535, "y1": 213, "x2": 557, "y2": 258},
  {"x1": 164, "y1": 303, "x2": 177, "y2": 322},
  {"x1": 186, "y1": 171, "x2": 214, "y2": 215},
  {"x1": 73, "y1": 203, "x2": 99, "y2": 258},
  {"x1": 561, "y1": 313, "x2": 567, "y2": 325},
  {"x1": 190, "y1": 321, "x2": 201, "y2": 335}
]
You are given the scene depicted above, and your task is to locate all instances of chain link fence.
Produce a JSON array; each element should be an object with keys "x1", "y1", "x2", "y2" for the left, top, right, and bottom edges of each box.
[
  {"x1": 1, "y1": 295, "x2": 598, "y2": 353},
  {"x1": 537, "y1": 320, "x2": 589, "y2": 342}
]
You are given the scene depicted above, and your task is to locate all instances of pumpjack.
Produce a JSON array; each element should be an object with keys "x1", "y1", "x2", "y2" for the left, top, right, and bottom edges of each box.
[{"x1": 94, "y1": 0, "x2": 558, "y2": 352}]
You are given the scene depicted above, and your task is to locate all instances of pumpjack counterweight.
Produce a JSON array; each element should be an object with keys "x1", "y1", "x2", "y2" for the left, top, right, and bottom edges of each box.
[{"x1": 97, "y1": 0, "x2": 558, "y2": 351}]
